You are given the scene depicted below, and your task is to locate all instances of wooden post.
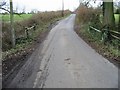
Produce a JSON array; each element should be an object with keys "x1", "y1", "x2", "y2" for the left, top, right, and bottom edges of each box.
[{"x1": 25, "y1": 27, "x2": 29, "y2": 39}]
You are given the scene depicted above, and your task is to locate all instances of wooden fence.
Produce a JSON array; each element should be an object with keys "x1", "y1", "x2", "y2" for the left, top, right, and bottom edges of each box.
[
  {"x1": 16, "y1": 25, "x2": 36, "y2": 44},
  {"x1": 24, "y1": 25, "x2": 36, "y2": 38},
  {"x1": 88, "y1": 25, "x2": 120, "y2": 44}
]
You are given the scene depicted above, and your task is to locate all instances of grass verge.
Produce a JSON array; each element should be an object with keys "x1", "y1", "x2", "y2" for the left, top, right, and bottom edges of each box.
[
  {"x1": 2, "y1": 13, "x2": 70, "y2": 87},
  {"x1": 74, "y1": 17, "x2": 120, "y2": 68}
]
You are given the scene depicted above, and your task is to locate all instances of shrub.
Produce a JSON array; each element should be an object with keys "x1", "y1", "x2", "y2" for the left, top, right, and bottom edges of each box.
[
  {"x1": 76, "y1": 5, "x2": 102, "y2": 29},
  {"x1": 2, "y1": 22, "x2": 12, "y2": 51},
  {"x1": 2, "y1": 10, "x2": 71, "y2": 51}
]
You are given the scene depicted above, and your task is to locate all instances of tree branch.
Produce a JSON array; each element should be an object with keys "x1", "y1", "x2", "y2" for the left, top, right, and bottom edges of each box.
[
  {"x1": 0, "y1": 7, "x2": 22, "y2": 17},
  {"x1": 0, "y1": 1, "x2": 6, "y2": 7},
  {"x1": 0, "y1": 7, "x2": 10, "y2": 13}
]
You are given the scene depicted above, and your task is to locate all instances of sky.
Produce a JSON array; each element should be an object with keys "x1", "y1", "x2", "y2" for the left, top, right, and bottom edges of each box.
[
  {"x1": 11, "y1": 0, "x2": 80, "y2": 12},
  {"x1": 3, "y1": 0, "x2": 119, "y2": 13}
]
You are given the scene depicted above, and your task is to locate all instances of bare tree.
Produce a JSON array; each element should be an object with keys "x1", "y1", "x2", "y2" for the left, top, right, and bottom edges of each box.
[
  {"x1": 30, "y1": 9, "x2": 38, "y2": 14},
  {"x1": 15, "y1": 5, "x2": 18, "y2": 13},
  {"x1": 22, "y1": 6, "x2": 26, "y2": 14},
  {"x1": 0, "y1": 0, "x2": 6, "y2": 7},
  {"x1": 0, "y1": 0, "x2": 10, "y2": 13}
]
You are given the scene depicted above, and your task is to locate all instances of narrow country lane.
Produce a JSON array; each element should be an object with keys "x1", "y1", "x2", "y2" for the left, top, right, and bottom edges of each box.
[{"x1": 8, "y1": 14, "x2": 118, "y2": 88}]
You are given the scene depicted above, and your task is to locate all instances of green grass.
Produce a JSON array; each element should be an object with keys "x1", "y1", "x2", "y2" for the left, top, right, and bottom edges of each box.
[
  {"x1": 1, "y1": 14, "x2": 33, "y2": 21},
  {"x1": 114, "y1": 14, "x2": 119, "y2": 24}
]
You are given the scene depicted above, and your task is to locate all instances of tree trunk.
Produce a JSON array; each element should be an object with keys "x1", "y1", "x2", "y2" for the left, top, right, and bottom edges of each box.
[
  {"x1": 103, "y1": 0, "x2": 115, "y2": 29},
  {"x1": 103, "y1": 2, "x2": 105, "y2": 17},
  {"x1": 118, "y1": 8, "x2": 120, "y2": 31},
  {"x1": 61, "y1": 0, "x2": 64, "y2": 17},
  {"x1": 10, "y1": 0, "x2": 15, "y2": 47}
]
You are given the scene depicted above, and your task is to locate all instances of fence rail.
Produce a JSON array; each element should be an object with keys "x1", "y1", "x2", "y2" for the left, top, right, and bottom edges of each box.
[
  {"x1": 89, "y1": 25, "x2": 120, "y2": 42},
  {"x1": 24, "y1": 25, "x2": 36, "y2": 38},
  {"x1": 16, "y1": 25, "x2": 36, "y2": 44},
  {"x1": 109, "y1": 30, "x2": 120, "y2": 35},
  {"x1": 25, "y1": 25, "x2": 36, "y2": 30},
  {"x1": 89, "y1": 26, "x2": 101, "y2": 33}
]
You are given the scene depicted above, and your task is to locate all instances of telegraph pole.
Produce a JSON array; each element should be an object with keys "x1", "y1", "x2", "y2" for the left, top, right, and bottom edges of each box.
[
  {"x1": 62, "y1": 0, "x2": 64, "y2": 17},
  {"x1": 10, "y1": 0, "x2": 15, "y2": 47}
]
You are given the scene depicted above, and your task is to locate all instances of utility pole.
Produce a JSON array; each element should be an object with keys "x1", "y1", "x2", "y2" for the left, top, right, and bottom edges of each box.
[
  {"x1": 62, "y1": 0, "x2": 64, "y2": 17},
  {"x1": 10, "y1": 0, "x2": 15, "y2": 47}
]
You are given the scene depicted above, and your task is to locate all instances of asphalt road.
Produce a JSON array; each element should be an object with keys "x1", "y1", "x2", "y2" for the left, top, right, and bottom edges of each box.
[
  {"x1": 8, "y1": 14, "x2": 118, "y2": 88},
  {"x1": 0, "y1": 63, "x2": 2, "y2": 89}
]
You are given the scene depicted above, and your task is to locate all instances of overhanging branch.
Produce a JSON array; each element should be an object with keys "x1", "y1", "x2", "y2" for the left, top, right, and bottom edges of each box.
[
  {"x1": 0, "y1": 7, "x2": 10, "y2": 13},
  {"x1": 0, "y1": 8, "x2": 22, "y2": 17},
  {"x1": 0, "y1": 1, "x2": 7, "y2": 7}
]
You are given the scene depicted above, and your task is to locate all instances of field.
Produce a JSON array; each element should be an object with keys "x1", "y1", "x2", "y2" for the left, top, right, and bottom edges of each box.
[
  {"x1": 114, "y1": 14, "x2": 119, "y2": 24},
  {"x1": 1, "y1": 14, "x2": 33, "y2": 21},
  {"x1": 1, "y1": 13, "x2": 119, "y2": 24}
]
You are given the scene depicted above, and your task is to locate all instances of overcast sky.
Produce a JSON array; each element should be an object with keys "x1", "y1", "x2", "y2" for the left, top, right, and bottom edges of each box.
[
  {"x1": 1, "y1": 0, "x2": 103, "y2": 13},
  {"x1": 10, "y1": 0, "x2": 80, "y2": 12},
  {"x1": 1, "y1": 0, "x2": 119, "y2": 13},
  {"x1": 4, "y1": 0, "x2": 119, "y2": 13}
]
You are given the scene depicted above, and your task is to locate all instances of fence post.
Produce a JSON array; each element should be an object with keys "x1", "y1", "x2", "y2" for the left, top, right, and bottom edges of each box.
[
  {"x1": 25, "y1": 27, "x2": 29, "y2": 39},
  {"x1": 88, "y1": 22, "x2": 91, "y2": 32},
  {"x1": 101, "y1": 30, "x2": 106, "y2": 43},
  {"x1": 101, "y1": 27, "x2": 111, "y2": 44},
  {"x1": 33, "y1": 24, "x2": 36, "y2": 31}
]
